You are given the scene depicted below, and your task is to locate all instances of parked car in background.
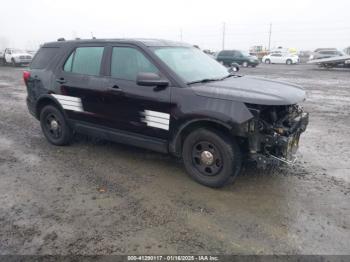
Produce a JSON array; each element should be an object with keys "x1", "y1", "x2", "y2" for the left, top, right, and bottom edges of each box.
[
  {"x1": 262, "y1": 53, "x2": 299, "y2": 65},
  {"x1": 216, "y1": 50, "x2": 259, "y2": 67},
  {"x1": 0, "y1": 48, "x2": 33, "y2": 66},
  {"x1": 309, "y1": 49, "x2": 344, "y2": 61}
]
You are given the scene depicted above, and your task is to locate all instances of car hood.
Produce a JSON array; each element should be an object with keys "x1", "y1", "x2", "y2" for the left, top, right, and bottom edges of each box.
[{"x1": 190, "y1": 75, "x2": 306, "y2": 105}]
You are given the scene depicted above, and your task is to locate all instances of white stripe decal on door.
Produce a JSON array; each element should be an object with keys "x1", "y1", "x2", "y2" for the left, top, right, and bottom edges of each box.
[
  {"x1": 141, "y1": 110, "x2": 170, "y2": 130},
  {"x1": 51, "y1": 94, "x2": 84, "y2": 112}
]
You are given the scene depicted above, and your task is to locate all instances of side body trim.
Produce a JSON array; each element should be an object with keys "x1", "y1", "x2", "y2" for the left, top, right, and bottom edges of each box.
[
  {"x1": 51, "y1": 94, "x2": 83, "y2": 112},
  {"x1": 73, "y1": 121, "x2": 169, "y2": 153}
]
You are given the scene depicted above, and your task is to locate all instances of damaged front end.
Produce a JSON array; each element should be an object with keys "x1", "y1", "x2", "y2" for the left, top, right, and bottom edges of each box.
[{"x1": 245, "y1": 104, "x2": 309, "y2": 168}]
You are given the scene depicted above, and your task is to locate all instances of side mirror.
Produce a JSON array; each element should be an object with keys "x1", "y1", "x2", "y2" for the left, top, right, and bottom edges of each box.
[
  {"x1": 228, "y1": 63, "x2": 240, "y2": 72},
  {"x1": 136, "y1": 72, "x2": 169, "y2": 87}
]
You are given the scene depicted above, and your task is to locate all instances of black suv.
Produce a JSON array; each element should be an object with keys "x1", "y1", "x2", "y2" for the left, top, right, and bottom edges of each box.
[
  {"x1": 24, "y1": 39, "x2": 308, "y2": 188},
  {"x1": 216, "y1": 50, "x2": 259, "y2": 67}
]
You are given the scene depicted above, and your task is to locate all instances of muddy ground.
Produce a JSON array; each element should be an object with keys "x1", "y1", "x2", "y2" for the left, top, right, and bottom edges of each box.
[{"x1": 0, "y1": 64, "x2": 349, "y2": 255}]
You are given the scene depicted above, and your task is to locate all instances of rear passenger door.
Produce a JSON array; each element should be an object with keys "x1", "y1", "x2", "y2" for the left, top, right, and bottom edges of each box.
[
  {"x1": 232, "y1": 51, "x2": 243, "y2": 64},
  {"x1": 217, "y1": 51, "x2": 231, "y2": 66},
  {"x1": 53, "y1": 45, "x2": 112, "y2": 126}
]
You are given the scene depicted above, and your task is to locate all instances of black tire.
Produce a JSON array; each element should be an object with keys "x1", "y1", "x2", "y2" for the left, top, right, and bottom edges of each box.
[
  {"x1": 242, "y1": 61, "x2": 249, "y2": 67},
  {"x1": 286, "y1": 59, "x2": 292, "y2": 65},
  {"x1": 182, "y1": 128, "x2": 242, "y2": 188},
  {"x1": 230, "y1": 63, "x2": 240, "y2": 72},
  {"x1": 40, "y1": 105, "x2": 73, "y2": 146},
  {"x1": 265, "y1": 59, "x2": 271, "y2": 64},
  {"x1": 232, "y1": 66, "x2": 239, "y2": 72}
]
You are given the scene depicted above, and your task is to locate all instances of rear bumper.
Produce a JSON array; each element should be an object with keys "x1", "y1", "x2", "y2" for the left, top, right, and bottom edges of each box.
[{"x1": 26, "y1": 97, "x2": 37, "y2": 119}]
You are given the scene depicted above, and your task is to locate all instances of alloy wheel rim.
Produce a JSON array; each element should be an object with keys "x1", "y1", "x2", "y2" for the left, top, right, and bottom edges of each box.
[
  {"x1": 192, "y1": 141, "x2": 223, "y2": 176},
  {"x1": 45, "y1": 114, "x2": 62, "y2": 139}
]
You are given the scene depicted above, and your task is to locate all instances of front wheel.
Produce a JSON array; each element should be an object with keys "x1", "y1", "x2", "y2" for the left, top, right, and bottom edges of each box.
[
  {"x1": 230, "y1": 63, "x2": 240, "y2": 72},
  {"x1": 11, "y1": 59, "x2": 17, "y2": 67},
  {"x1": 286, "y1": 59, "x2": 292, "y2": 65},
  {"x1": 40, "y1": 105, "x2": 73, "y2": 146},
  {"x1": 242, "y1": 61, "x2": 249, "y2": 67},
  {"x1": 182, "y1": 128, "x2": 242, "y2": 188},
  {"x1": 265, "y1": 59, "x2": 271, "y2": 64}
]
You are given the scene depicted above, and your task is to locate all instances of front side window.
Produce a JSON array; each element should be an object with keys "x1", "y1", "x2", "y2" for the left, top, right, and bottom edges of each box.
[
  {"x1": 111, "y1": 47, "x2": 158, "y2": 81},
  {"x1": 63, "y1": 47, "x2": 104, "y2": 76},
  {"x1": 153, "y1": 47, "x2": 229, "y2": 83}
]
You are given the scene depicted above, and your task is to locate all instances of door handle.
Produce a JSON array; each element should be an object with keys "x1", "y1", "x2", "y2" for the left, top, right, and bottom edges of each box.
[
  {"x1": 110, "y1": 85, "x2": 123, "y2": 92},
  {"x1": 56, "y1": 78, "x2": 66, "y2": 84},
  {"x1": 112, "y1": 84, "x2": 122, "y2": 90}
]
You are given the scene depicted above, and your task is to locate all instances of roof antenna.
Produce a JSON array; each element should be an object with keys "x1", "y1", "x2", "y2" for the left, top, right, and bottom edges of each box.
[{"x1": 91, "y1": 32, "x2": 96, "y2": 39}]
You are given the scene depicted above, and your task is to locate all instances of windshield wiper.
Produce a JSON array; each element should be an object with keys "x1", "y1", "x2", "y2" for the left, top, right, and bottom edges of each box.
[
  {"x1": 187, "y1": 78, "x2": 222, "y2": 85},
  {"x1": 219, "y1": 74, "x2": 238, "y2": 80}
]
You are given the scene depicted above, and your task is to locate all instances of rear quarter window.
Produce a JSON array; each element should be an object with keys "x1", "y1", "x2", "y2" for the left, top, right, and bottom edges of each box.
[{"x1": 30, "y1": 47, "x2": 59, "y2": 69}]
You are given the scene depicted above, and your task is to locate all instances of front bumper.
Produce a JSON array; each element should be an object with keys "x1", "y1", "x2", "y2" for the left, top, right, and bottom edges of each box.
[
  {"x1": 249, "y1": 112, "x2": 309, "y2": 168},
  {"x1": 14, "y1": 57, "x2": 32, "y2": 64},
  {"x1": 18, "y1": 59, "x2": 31, "y2": 64}
]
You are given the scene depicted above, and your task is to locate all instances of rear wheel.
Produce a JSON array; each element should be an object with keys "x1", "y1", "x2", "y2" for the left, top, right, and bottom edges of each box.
[
  {"x1": 265, "y1": 59, "x2": 271, "y2": 64},
  {"x1": 242, "y1": 61, "x2": 249, "y2": 67},
  {"x1": 182, "y1": 128, "x2": 242, "y2": 188},
  {"x1": 40, "y1": 105, "x2": 73, "y2": 146}
]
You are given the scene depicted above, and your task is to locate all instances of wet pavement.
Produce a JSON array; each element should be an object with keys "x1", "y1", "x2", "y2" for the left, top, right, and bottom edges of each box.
[{"x1": 0, "y1": 64, "x2": 349, "y2": 254}]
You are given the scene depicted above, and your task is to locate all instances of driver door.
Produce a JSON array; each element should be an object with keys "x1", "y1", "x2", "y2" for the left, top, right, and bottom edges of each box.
[{"x1": 103, "y1": 45, "x2": 171, "y2": 140}]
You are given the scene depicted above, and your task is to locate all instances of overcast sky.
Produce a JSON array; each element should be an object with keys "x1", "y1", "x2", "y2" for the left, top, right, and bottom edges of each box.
[{"x1": 1, "y1": 0, "x2": 349, "y2": 51}]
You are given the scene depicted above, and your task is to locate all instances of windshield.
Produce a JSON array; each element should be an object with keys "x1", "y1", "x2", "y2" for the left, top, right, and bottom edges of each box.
[
  {"x1": 152, "y1": 47, "x2": 229, "y2": 83},
  {"x1": 241, "y1": 51, "x2": 250, "y2": 56}
]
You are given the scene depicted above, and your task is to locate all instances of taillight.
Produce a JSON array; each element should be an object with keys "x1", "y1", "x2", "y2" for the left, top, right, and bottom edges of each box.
[{"x1": 23, "y1": 70, "x2": 30, "y2": 85}]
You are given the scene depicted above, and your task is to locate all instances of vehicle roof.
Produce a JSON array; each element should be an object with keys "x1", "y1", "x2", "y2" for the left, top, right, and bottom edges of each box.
[
  {"x1": 314, "y1": 48, "x2": 337, "y2": 52},
  {"x1": 317, "y1": 50, "x2": 339, "y2": 53},
  {"x1": 42, "y1": 38, "x2": 192, "y2": 48}
]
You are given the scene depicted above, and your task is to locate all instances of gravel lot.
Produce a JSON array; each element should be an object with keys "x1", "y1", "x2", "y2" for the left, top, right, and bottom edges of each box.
[{"x1": 0, "y1": 64, "x2": 349, "y2": 255}]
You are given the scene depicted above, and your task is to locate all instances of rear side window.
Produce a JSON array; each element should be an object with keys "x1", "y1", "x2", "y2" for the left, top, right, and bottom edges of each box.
[
  {"x1": 111, "y1": 47, "x2": 158, "y2": 81},
  {"x1": 30, "y1": 47, "x2": 59, "y2": 69},
  {"x1": 64, "y1": 47, "x2": 104, "y2": 76},
  {"x1": 218, "y1": 50, "x2": 230, "y2": 56}
]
